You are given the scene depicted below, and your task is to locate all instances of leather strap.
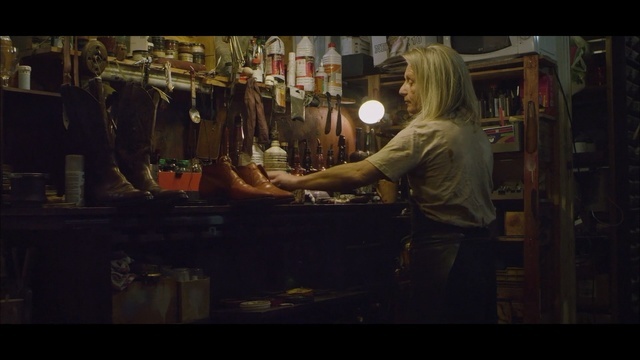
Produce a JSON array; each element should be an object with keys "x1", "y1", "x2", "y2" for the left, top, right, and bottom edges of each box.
[
  {"x1": 62, "y1": 36, "x2": 72, "y2": 85},
  {"x1": 73, "y1": 36, "x2": 79, "y2": 86}
]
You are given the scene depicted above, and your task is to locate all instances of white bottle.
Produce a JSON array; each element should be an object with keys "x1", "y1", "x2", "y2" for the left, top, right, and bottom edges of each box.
[
  {"x1": 263, "y1": 140, "x2": 288, "y2": 172},
  {"x1": 295, "y1": 36, "x2": 315, "y2": 92},
  {"x1": 322, "y1": 42, "x2": 342, "y2": 96},
  {"x1": 250, "y1": 137, "x2": 265, "y2": 166},
  {"x1": 265, "y1": 36, "x2": 285, "y2": 82}
]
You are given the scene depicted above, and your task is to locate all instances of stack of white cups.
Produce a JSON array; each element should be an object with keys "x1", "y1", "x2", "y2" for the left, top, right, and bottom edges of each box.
[
  {"x1": 65, "y1": 154, "x2": 85, "y2": 206},
  {"x1": 287, "y1": 51, "x2": 296, "y2": 88}
]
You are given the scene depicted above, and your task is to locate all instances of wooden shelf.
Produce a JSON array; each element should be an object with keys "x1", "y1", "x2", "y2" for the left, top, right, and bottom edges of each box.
[{"x1": 0, "y1": 86, "x2": 60, "y2": 98}]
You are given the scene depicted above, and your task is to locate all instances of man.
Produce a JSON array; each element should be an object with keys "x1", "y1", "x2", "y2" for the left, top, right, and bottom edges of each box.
[{"x1": 269, "y1": 43, "x2": 497, "y2": 323}]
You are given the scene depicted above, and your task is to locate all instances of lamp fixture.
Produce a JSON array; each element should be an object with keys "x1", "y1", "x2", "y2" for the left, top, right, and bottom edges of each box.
[{"x1": 358, "y1": 100, "x2": 385, "y2": 125}]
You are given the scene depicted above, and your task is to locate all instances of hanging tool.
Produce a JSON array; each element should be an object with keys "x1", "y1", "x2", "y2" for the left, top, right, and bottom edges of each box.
[
  {"x1": 335, "y1": 94, "x2": 342, "y2": 136},
  {"x1": 189, "y1": 66, "x2": 201, "y2": 124},
  {"x1": 164, "y1": 61, "x2": 174, "y2": 93},
  {"x1": 324, "y1": 92, "x2": 332, "y2": 134}
]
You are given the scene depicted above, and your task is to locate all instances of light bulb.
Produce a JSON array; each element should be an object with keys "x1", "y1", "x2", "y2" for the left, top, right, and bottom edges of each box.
[{"x1": 359, "y1": 100, "x2": 385, "y2": 125}]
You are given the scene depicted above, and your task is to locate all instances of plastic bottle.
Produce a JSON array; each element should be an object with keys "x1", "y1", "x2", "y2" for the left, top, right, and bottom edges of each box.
[
  {"x1": 314, "y1": 61, "x2": 328, "y2": 95},
  {"x1": 249, "y1": 137, "x2": 264, "y2": 166},
  {"x1": 263, "y1": 140, "x2": 288, "y2": 172},
  {"x1": 265, "y1": 36, "x2": 285, "y2": 82},
  {"x1": 295, "y1": 36, "x2": 315, "y2": 92},
  {"x1": 322, "y1": 42, "x2": 342, "y2": 96}
]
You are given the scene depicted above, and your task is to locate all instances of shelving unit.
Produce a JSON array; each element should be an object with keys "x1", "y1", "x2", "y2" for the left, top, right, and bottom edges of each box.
[
  {"x1": 345, "y1": 48, "x2": 573, "y2": 323},
  {"x1": 571, "y1": 35, "x2": 638, "y2": 324}
]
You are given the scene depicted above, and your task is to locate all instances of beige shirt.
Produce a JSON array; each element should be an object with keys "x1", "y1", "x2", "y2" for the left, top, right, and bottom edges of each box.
[{"x1": 367, "y1": 117, "x2": 496, "y2": 228}]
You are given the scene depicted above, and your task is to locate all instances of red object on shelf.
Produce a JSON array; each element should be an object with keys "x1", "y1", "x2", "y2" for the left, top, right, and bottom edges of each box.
[{"x1": 157, "y1": 172, "x2": 201, "y2": 191}]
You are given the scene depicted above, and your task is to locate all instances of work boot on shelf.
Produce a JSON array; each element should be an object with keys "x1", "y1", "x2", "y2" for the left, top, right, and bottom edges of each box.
[
  {"x1": 235, "y1": 162, "x2": 294, "y2": 204},
  {"x1": 199, "y1": 156, "x2": 275, "y2": 205},
  {"x1": 60, "y1": 79, "x2": 153, "y2": 207},
  {"x1": 112, "y1": 82, "x2": 188, "y2": 205}
]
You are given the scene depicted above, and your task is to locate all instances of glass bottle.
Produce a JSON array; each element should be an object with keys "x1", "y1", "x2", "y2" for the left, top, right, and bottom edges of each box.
[
  {"x1": 290, "y1": 140, "x2": 305, "y2": 176},
  {"x1": 315, "y1": 139, "x2": 326, "y2": 171},
  {"x1": 302, "y1": 139, "x2": 314, "y2": 174},
  {"x1": 349, "y1": 127, "x2": 368, "y2": 163},
  {"x1": 326, "y1": 144, "x2": 335, "y2": 169},
  {"x1": 337, "y1": 135, "x2": 347, "y2": 165}
]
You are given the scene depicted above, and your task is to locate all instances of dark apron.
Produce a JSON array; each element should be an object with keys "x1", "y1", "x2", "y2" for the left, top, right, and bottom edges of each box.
[{"x1": 394, "y1": 201, "x2": 497, "y2": 324}]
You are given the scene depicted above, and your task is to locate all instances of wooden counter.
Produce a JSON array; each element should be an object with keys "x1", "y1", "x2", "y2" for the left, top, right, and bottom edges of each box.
[{"x1": 1, "y1": 202, "x2": 409, "y2": 324}]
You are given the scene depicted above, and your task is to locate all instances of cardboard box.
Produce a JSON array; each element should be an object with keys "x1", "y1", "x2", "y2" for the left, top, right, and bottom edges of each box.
[
  {"x1": 371, "y1": 36, "x2": 389, "y2": 66},
  {"x1": 112, "y1": 277, "x2": 178, "y2": 324},
  {"x1": 483, "y1": 121, "x2": 523, "y2": 153},
  {"x1": 177, "y1": 277, "x2": 211, "y2": 323},
  {"x1": 340, "y1": 36, "x2": 371, "y2": 56},
  {"x1": 343, "y1": 54, "x2": 375, "y2": 78},
  {"x1": 158, "y1": 171, "x2": 201, "y2": 191},
  {"x1": 0, "y1": 298, "x2": 24, "y2": 324},
  {"x1": 504, "y1": 211, "x2": 525, "y2": 236},
  {"x1": 372, "y1": 36, "x2": 440, "y2": 66}
]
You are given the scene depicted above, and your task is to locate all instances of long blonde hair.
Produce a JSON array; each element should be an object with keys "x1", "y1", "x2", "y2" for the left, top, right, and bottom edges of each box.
[{"x1": 402, "y1": 43, "x2": 480, "y2": 126}]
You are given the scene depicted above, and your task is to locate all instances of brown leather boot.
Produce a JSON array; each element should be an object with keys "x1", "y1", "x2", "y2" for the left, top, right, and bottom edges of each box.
[
  {"x1": 112, "y1": 82, "x2": 188, "y2": 205},
  {"x1": 199, "y1": 157, "x2": 275, "y2": 205},
  {"x1": 236, "y1": 162, "x2": 294, "y2": 204},
  {"x1": 60, "y1": 80, "x2": 153, "y2": 207}
]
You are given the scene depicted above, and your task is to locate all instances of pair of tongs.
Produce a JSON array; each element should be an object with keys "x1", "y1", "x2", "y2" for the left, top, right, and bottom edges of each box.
[{"x1": 324, "y1": 92, "x2": 342, "y2": 136}]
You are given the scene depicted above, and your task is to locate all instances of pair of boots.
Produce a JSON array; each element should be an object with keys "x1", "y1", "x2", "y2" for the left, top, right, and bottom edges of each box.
[
  {"x1": 199, "y1": 158, "x2": 294, "y2": 205},
  {"x1": 60, "y1": 79, "x2": 188, "y2": 207}
]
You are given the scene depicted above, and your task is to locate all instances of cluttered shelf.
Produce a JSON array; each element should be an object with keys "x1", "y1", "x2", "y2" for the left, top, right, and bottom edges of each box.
[{"x1": 209, "y1": 288, "x2": 371, "y2": 324}]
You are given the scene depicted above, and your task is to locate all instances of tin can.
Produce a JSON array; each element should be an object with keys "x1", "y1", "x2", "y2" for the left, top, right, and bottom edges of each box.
[
  {"x1": 193, "y1": 52, "x2": 205, "y2": 65},
  {"x1": 164, "y1": 39, "x2": 178, "y2": 51},
  {"x1": 178, "y1": 42, "x2": 192, "y2": 54},
  {"x1": 178, "y1": 52, "x2": 193, "y2": 62},
  {"x1": 191, "y1": 43, "x2": 205, "y2": 54}
]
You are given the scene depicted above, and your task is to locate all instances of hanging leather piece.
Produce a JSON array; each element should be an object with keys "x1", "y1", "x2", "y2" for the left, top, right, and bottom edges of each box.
[
  {"x1": 112, "y1": 82, "x2": 189, "y2": 205},
  {"x1": 243, "y1": 77, "x2": 270, "y2": 154},
  {"x1": 60, "y1": 80, "x2": 153, "y2": 207}
]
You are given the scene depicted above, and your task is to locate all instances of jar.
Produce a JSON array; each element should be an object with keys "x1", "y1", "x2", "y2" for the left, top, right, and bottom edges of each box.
[
  {"x1": 17, "y1": 65, "x2": 31, "y2": 90},
  {"x1": 191, "y1": 43, "x2": 205, "y2": 55},
  {"x1": 150, "y1": 36, "x2": 165, "y2": 50},
  {"x1": 164, "y1": 39, "x2": 178, "y2": 59},
  {"x1": 178, "y1": 52, "x2": 193, "y2": 62},
  {"x1": 178, "y1": 42, "x2": 192, "y2": 54},
  {"x1": 132, "y1": 50, "x2": 148, "y2": 61},
  {"x1": 192, "y1": 52, "x2": 205, "y2": 65},
  {"x1": 152, "y1": 49, "x2": 166, "y2": 58}
]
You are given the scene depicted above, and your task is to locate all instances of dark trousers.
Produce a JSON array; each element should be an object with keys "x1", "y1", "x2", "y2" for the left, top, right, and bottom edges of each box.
[
  {"x1": 395, "y1": 235, "x2": 497, "y2": 324},
  {"x1": 394, "y1": 205, "x2": 497, "y2": 324}
]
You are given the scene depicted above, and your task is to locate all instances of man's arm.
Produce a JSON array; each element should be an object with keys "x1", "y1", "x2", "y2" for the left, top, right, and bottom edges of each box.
[{"x1": 268, "y1": 159, "x2": 386, "y2": 192}]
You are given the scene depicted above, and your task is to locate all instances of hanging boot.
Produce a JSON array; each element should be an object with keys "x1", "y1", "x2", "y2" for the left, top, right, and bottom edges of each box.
[
  {"x1": 60, "y1": 79, "x2": 153, "y2": 206},
  {"x1": 236, "y1": 162, "x2": 294, "y2": 204},
  {"x1": 112, "y1": 82, "x2": 188, "y2": 205},
  {"x1": 199, "y1": 156, "x2": 275, "y2": 205}
]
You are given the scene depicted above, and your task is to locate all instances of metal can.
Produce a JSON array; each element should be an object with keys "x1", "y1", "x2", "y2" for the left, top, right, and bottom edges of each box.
[
  {"x1": 178, "y1": 52, "x2": 193, "y2": 62},
  {"x1": 178, "y1": 42, "x2": 192, "y2": 54},
  {"x1": 193, "y1": 52, "x2": 205, "y2": 65},
  {"x1": 191, "y1": 42, "x2": 205, "y2": 54}
]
